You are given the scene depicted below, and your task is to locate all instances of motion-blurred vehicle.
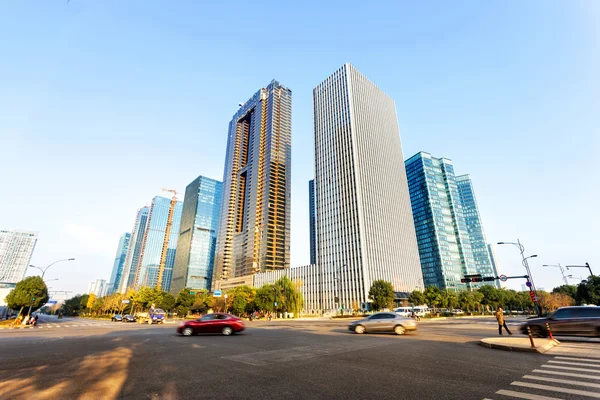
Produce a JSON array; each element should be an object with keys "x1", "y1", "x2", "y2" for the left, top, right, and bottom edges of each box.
[
  {"x1": 136, "y1": 308, "x2": 165, "y2": 324},
  {"x1": 520, "y1": 306, "x2": 600, "y2": 337},
  {"x1": 111, "y1": 314, "x2": 123, "y2": 322},
  {"x1": 349, "y1": 312, "x2": 417, "y2": 335},
  {"x1": 177, "y1": 313, "x2": 245, "y2": 336},
  {"x1": 122, "y1": 314, "x2": 136, "y2": 322}
]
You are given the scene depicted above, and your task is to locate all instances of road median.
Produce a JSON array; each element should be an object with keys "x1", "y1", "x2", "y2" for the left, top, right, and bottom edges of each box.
[{"x1": 479, "y1": 337, "x2": 560, "y2": 353}]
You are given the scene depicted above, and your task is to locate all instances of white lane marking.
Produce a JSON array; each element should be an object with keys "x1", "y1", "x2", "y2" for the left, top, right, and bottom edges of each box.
[
  {"x1": 511, "y1": 381, "x2": 600, "y2": 398},
  {"x1": 533, "y1": 369, "x2": 600, "y2": 380},
  {"x1": 555, "y1": 356, "x2": 600, "y2": 364},
  {"x1": 523, "y1": 374, "x2": 600, "y2": 389},
  {"x1": 543, "y1": 365, "x2": 600, "y2": 373},
  {"x1": 549, "y1": 360, "x2": 600, "y2": 368},
  {"x1": 496, "y1": 389, "x2": 563, "y2": 400}
]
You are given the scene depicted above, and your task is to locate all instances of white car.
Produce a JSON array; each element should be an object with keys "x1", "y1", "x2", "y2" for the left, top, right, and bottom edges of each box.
[{"x1": 452, "y1": 309, "x2": 464, "y2": 315}]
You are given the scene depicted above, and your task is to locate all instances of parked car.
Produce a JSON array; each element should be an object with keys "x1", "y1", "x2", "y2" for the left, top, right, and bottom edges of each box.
[
  {"x1": 349, "y1": 312, "x2": 417, "y2": 335},
  {"x1": 452, "y1": 309, "x2": 464, "y2": 315},
  {"x1": 122, "y1": 314, "x2": 136, "y2": 322},
  {"x1": 177, "y1": 313, "x2": 245, "y2": 336},
  {"x1": 111, "y1": 314, "x2": 123, "y2": 322},
  {"x1": 520, "y1": 306, "x2": 600, "y2": 337},
  {"x1": 393, "y1": 307, "x2": 412, "y2": 317}
]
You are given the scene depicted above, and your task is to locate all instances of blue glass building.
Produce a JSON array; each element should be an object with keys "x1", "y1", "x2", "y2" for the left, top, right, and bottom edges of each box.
[
  {"x1": 134, "y1": 196, "x2": 183, "y2": 292},
  {"x1": 107, "y1": 232, "x2": 131, "y2": 295},
  {"x1": 405, "y1": 152, "x2": 476, "y2": 290},
  {"x1": 309, "y1": 179, "x2": 316, "y2": 265},
  {"x1": 171, "y1": 176, "x2": 222, "y2": 294},
  {"x1": 457, "y1": 175, "x2": 500, "y2": 288},
  {"x1": 118, "y1": 207, "x2": 150, "y2": 293}
]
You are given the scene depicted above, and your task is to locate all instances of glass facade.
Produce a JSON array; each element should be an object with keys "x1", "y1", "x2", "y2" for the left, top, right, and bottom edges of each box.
[
  {"x1": 456, "y1": 175, "x2": 500, "y2": 288},
  {"x1": 171, "y1": 176, "x2": 222, "y2": 294},
  {"x1": 213, "y1": 80, "x2": 292, "y2": 285},
  {"x1": 405, "y1": 152, "x2": 476, "y2": 291},
  {"x1": 134, "y1": 196, "x2": 183, "y2": 292},
  {"x1": 309, "y1": 179, "x2": 316, "y2": 265},
  {"x1": 107, "y1": 232, "x2": 131, "y2": 295},
  {"x1": 118, "y1": 207, "x2": 149, "y2": 293},
  {"x1": 0, "y1": 229, "x2": 38, "y2": 283}
]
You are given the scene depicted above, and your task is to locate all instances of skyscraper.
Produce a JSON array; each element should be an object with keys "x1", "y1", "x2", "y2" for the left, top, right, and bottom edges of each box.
[
  {"x1": 405, "y1": 152, "x2": 476, "y2": 290},
  {"x1": 107, "y1": 233, "x2": 131, "y2": 295},
  {"x1": 309, "y1": 179, "x2": 316, "y2": 265},
  {"x1": 314, "y1": 63, "x2": 422, "y2": 311},
  {"x1": 171, "y1": 176, "x2": 222, "y2": 294},
  {"x1": 118, "y1": 207, "x2": 150, "y2": 293},
  {"x1": 134, "y1": 196, "x2": 183, "y2": 292},
  {"x1": 456, "y1": 175, "x2": 500, "y2": 288},
  {"x1": 213, "y1": 80, "x2": 292, "y2": 285},
  {"x1": 88, "y1": 279, "x2": 107, "y2": 297},
  {"x1": 0, "y1": 229, "x2": 38, "y2": 283}
]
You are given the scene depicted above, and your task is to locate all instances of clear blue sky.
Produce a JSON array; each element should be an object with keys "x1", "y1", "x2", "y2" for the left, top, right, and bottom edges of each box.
[{"x1": 1, "y1": 1, "x2": 598, "y2": 296}]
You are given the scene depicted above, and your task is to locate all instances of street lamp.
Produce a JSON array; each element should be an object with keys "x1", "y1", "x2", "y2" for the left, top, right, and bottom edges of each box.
[
  {"x1": 566, "y1": 262, "x2": 593, "y2": 277},
  {"x1": 29, "y1": 258, "x2": 75, "y2": 279},
  {"x1": 567, "y1": 275, "x2": 584, "y2": 282},
  {"x1": 497, "y1": 240, "x2": 541, "y2": 316},
  {"x1": 542, "y1": 264, "x2": 568, "y2": 285}
]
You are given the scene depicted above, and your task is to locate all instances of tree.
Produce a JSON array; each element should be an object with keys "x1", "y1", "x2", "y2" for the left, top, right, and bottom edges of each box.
[
  {"x1": 191, "y1": 290, "x2": 211, "y2": 314},
  {"x1": 552, "y1": 284, "x2": 577, "y2": 300},
  {"x1": 458, "y1": 291, "x2": 475, "y2": 312},
  {"x1": 478, "y1": 285, "x2": 501, "y2": 311},
  {"x1": 175, "y1": 288, "x2": 195, "y2": 316},
  {"x1": 5, "y1": 276, "x2": 49, "y2": 316},
  {"x1": 159, "y1": 293, "x2": 176, "y2": 311},
  {"x1": 273, "y1": 276, "x2": 303, "y2": 315},
  {"x1": 254, "y1": 284, "x2": 276, "y2": 312},
  {"x1": 86, "y1": 294, "x2": 97, "y2": 310},
  {"x1": 368, "y1": 280, "x2": 395, "y2": 311},
  {"x1": 227, "y1": 286, "x2": 255, "y2": 316},
  {"x1": 576, "y1": 276, "x2": 600, "y2": 305},
  {"x1": 424, "y1": 286, "x2": 441, "y2": 311},
  {"x1": 408, "y1": 290, "x2": 426, "y2": 306}
]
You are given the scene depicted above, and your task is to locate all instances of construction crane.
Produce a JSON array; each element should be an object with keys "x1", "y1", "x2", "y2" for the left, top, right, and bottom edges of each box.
[{"x1": 156, "y1": 188, "x2": 178, "y2": 290}]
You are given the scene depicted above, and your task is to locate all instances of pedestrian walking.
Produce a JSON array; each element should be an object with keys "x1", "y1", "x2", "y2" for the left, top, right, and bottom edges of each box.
[{"x1": 495, "y1": 307, "x2": 512, "y2": 335}]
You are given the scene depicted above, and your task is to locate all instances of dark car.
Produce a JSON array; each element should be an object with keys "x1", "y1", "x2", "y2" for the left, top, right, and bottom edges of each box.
[
  {"x1": 122, "y1": 314, "x2": 136, "y2": 322},
  {"x1": 348, "y1": 312, "x2": 417, "y2": 335},
  {"x1": 520, "y1": 306, "x2": 600, "y2": 337},
  {"x1": 111, "y1": 314, "x2": 123, "y2": 322},
  {"x1": 177, "y1": 313, "x2": 245, "y2": 336}
]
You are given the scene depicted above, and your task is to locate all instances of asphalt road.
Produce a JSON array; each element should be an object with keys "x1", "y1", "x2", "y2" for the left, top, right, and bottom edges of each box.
[{"x1": 0, "y1": 315, "x2": 597, "y2": 400}]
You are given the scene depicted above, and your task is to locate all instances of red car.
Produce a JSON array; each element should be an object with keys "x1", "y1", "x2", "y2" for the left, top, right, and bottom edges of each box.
[{"x1": 177, "y1": 313, "x2": 245, "y2": 336}]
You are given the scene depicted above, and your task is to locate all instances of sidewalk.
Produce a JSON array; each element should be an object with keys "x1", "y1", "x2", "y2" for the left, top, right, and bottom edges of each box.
[{"x1": 479, "y1": 337, "x2": 559, "y2": 353}]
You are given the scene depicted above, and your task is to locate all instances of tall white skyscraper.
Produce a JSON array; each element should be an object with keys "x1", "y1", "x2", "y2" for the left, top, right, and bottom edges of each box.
[
  {"x1": 314, "y1": 63, "x2": 422, "y2": 310},
  {"x1": 88, "y1": 279, "x2": 107, "y2": 297},
  {"x1": 0, "y1": 229, "x2": 38, "y2": 283}
]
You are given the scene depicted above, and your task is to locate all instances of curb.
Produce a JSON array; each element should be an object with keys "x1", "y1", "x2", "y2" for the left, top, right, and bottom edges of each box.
[{"x1": 479, "y1": 338, "x2": 560, "y2": 353}]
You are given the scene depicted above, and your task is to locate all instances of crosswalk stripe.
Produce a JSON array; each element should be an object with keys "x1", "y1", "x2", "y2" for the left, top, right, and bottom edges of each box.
[
  {"x1": 533, "y1": 369, "x2": 600, "y2": 380},
  {"x1": 555, "y1": 357, "x2": 600, "y2": 364},
  {"x1": 549, "y1": 360, "x2": 600, "y2": 368},
  {"x1": 496, "y1": 389, "x2": 563, "y2": 400},
  {"x1": 543, "y1": 365, "x2": 600, "y2": 373},
  {"x1": 511, "y1": 381, "x2": 600, "y2": 398},
  {"x1": 523, "y1": 374, "x2": 600, "y2": 389}
]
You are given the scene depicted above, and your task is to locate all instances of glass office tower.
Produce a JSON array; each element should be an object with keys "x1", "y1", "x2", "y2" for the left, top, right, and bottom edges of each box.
[
  {"x1": 107, "y1": 233, "x2": 131, "y2": 295},
  {"x1": 171, "y1": 176, "x2": 222, "y2": 294},
  {"x1": 405, "y1": 152, "x2": 476, "y2": 290},
  {"x1": 314, "y1": 63, "x2": 422, "y2": 311},
  {"x1": 0, "y1": 229, "x2": 38, "y2": 283},
  {"x1": 309, "y1": 179, "x2": 316, "y2": 265},
  {"x1": 487, "y1": 244, "x2": 503, "y2": 288},
  {"x1": 213, "y1": 80, "x2": 292, "y2": 285},
  {"x1": 134, "y1": 196, "x2": 183, "y2": 292},
  {"x1": 118, "y1": 207, "x2": 150, "y2": 293}
]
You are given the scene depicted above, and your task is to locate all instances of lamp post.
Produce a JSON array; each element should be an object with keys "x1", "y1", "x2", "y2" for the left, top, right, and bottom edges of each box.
[
  {"x1": 497, "y1": 240, "x2": 541, "y2": 316},
  {"x1": 566, "y1": 263, "x2": 593, "y2": 278},
  {"x1": 567, "y1": 275, "x2": 584, "y2": 282},
  {"x1": 334, "y1": 264, "x2": 347, "y2": 315},
  {"x1": 29, "y1": 258, "x2": 75, "y2": 279},
  {"x1": 542, "y1": 264, "x2": 568, "y2": 285}
]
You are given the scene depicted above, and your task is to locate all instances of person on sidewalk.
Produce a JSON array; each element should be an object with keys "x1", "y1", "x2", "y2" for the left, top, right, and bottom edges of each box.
[{"x1": 495, "y1": 307, "x2": 512, "y2": 335}]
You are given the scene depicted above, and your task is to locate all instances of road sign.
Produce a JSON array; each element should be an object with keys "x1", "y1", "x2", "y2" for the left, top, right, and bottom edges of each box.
[
  {"x1": 190, "y1": 291, "x2": 195, "y2": 295},
  {"x1": 274, "y1": 302, "x2": 277, "y2": 306},
  {"x1": 122, "y1": 299, "x2": 130, "y2": 304},
  {"x1": 214, "y1": 290, "x2": 222, "y2": 297},
  {"x1": 499, "y1": 274, "x2": 508, "y2": 282},
  {"x1": 525, "y1": 281, "x2": 532, "y2": 288},
  {"x1": 46, "y1": 300, "x2": 57, "y2": 304}
]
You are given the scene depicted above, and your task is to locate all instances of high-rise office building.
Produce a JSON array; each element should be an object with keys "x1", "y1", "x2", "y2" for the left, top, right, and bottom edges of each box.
[
  {"x1": 0, "y1": 229, "x2": 38, "y2": 283},
  {"x1": 118, "y1": 207, "x2": 150, "y2": 293},
  {"x1": 107, "y1": 233, "x2": 131, "y2": 295},
  {"x1": 487, "y1": 243, "x2": 503, "y2": 288},
  {"x1": 309, "y1": 179, "x2": 317, "y2": 265},
  {"x1": 405, "y1": 152, "x2": 476, "y2": 290},
  {"x1": 171, "y1": 176, "x2": 222, "y2": 294},
  {"x1": 134, "y1": 196, "x2": 183, "y2": 292},
  {"x1": 88, "y1": 279, "x2": 107, "y2": 297},
  {"x1": 213, "y1": 80, "x2": 292, "y2": 285},
  {"x1": 456, "y1": 175, "x2": 500, "y2": 288},
  {"x1": 314, "y1": 63, "x2": 422, "y2": 311}
]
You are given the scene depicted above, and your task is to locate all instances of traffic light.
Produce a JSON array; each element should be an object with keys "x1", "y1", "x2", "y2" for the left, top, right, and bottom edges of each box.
[
  {"x1": 460, "y1": 278, "x2": 471, "y2": 283},
  {"x1": 482, "y1": 277, "x2": 496, "y2": 282},
  {"x1": 529, "y1": 291, "x2": 537, "y2": 303},
  {"x1": 470, "y1": 277, "x2": 482, "y2": 283}
]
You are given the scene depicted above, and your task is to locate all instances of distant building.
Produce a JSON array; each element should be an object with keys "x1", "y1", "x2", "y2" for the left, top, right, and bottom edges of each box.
[
  {"x1": 308, "y1": 179, "x2": 316, "y2": 265},
  {"x1": 171, "y1": 176, "x2": 222, "y2": 295},
  {"x1": 487, "y1": 244, "x2": 503, "y2": 288},
  {"x1": 313, "y1": 63, "x2": 422, "y2": 311},
  {"x1": 118, "y1": 207, "x2": 150, "y2": 293},
  {"x1": 134, "y1": 196, "x2": 183, "y2": 292},
  {"x1": 0, "y1": 282, "x2": 17, "y2": 319},
  {"x1": 0, "y1": 229, "x2": 38, "y2": 283},
  {"x1": 107, "y1": 233, "x2": 131, "y2": 295},
  {"x1": 88, "y1": 279, "x2": 107, "y2": 297},
  {"x1": 213, "y1": 80, "x2": 292, "y2": 285},
  {"x1": 405, "y1": 152, "x2": 476, "y2": 291}
]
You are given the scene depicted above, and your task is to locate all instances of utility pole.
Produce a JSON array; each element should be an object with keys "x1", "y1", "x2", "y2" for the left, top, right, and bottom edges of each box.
[{"x1": 542, "y1": 263, "x2": 568, "y2": 286}]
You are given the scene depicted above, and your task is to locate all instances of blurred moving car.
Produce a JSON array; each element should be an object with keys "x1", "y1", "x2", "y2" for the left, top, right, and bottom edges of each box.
[
  {"x1": 122, "y1": 314, "x2": 136, "y2": 322},
  {"x1": 520, "y1": 306, "x2": 600, "y2": 337},
  {"x1": 177, "y1": 313, "x2": 245, "y2": 336},
  {"x1": 349, "y1": 312, "x2": 417, "y2": 335},
  {"x1": 111, "y1": 314, "x2": 123, "y2": 322}
]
